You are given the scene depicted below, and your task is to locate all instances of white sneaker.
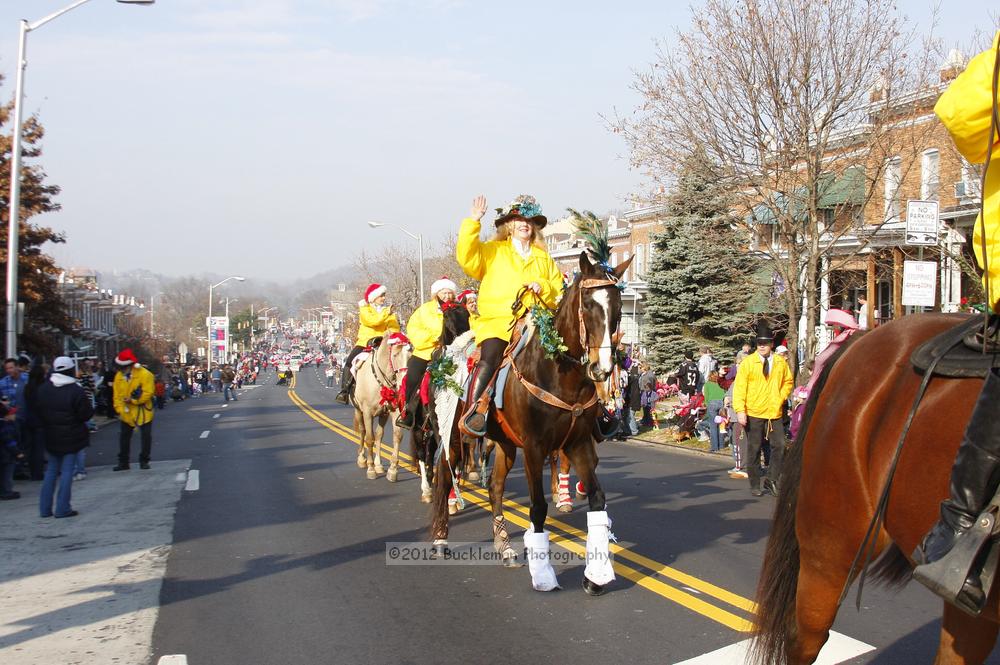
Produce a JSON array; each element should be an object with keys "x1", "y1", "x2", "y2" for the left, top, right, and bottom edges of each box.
[{"x1": 73, "y1": 473, "x2": 87, "y2": 481}]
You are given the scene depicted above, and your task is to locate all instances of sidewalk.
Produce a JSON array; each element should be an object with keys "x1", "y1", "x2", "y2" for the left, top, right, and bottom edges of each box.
[{"x1": 0, "y1": 459, "x2": 192, "y2": 665}]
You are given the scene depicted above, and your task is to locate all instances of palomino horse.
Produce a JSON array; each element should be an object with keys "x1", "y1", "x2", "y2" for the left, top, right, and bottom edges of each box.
[
  {"x1": 409, "y1": 304, "x2": 471, "y2": 503},
  {"x1": 351, "y1": 335, "x2": 411, "y2": 482},
  {"x1": 751, "y1": 313, "x2": 1000, "y2": 665},
  {"x1": 431, "y1": 252, "x2": 632, "y2": 595}
]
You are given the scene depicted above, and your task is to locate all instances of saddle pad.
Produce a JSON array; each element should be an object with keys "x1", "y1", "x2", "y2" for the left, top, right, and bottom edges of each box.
[
  {"x1": 350, "y1": 352, "x2": 370, "y2": 378},
  {"x1": 911, "y1": 315, "x2": 1000, "y2": 378}
]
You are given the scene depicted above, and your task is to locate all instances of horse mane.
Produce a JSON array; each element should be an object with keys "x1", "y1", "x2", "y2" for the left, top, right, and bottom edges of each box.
[{"x1": 749, "y1": 333, "x2": 862, "y2": 665}]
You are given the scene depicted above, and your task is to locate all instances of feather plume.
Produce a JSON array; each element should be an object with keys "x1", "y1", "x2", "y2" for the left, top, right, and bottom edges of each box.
[{"x1": 567, "y1": 208, "x2": 611, "y2": 265}]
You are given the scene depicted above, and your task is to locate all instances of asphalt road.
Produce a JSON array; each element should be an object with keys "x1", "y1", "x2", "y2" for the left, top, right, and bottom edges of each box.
[{"x1": 73, "y1": 363, "x2": 999, "y2": 664}]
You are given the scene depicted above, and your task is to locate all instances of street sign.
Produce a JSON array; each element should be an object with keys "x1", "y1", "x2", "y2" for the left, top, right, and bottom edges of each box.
[
  {"x1": 905, "y1": 200, "x2": 939, "y2": 246},
  {"x1": 902, "y1": 260, "x2": 937, "y2": 307}
]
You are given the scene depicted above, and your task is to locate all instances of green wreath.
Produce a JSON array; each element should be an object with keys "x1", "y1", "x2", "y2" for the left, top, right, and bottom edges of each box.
[{"x1": 530, "y1": 304, "x2": 569, "y2": 360}]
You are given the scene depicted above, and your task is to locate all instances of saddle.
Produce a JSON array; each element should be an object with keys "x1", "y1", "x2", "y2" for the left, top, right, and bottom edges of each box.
[{"x1": 911, "y1": 315, "x2": 1000, "y2": 378}]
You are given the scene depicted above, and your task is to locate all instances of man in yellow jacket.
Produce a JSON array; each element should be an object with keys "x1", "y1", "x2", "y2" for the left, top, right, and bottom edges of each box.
[
  {"x1": 456, "y1": 194, "x2": 563, "y2": 436},
  {"x1": 732, "y1": 322, "x2": 792, "y2": 498},
  {"x1": 336, "y1": 283, "x2": 401, "y2": 404},
  {"x1": 397, "y1": 278, "x2": 457, "y2": 428},
  {"x1": 913, "y1": 33, "x2": 1000, "y2": 616},
  {"x1": 112, "y1": 349, "x2": 156, "y2": 471}
]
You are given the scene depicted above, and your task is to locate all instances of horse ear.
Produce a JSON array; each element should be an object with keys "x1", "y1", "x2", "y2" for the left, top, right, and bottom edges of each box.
[
  {"x1": 578, "y1": 251, "x2": 594, "y2": 273},
  {"x1": 613, "y1": 254, "x2": 634, "y2": 281}
]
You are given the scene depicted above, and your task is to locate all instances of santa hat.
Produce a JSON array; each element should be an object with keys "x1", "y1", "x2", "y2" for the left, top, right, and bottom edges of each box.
[
  {"x1": 457, "y1": 289, "x2": 477, "y2": 302},
  {"x1": 430, "y1": 277, "x2": 457, "y2": 298},
  {"x1": 364, "y1": 283, "x2": 387, "y2": 303},
  {"x1": 115, "y1": 348, "x2": 138, "y2": 366},
  {"x1": 387, "y1": 332, "x2": 410, "y2": 347}
]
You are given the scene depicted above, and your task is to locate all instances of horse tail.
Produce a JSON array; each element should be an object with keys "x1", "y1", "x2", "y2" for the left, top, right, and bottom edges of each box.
[
  {"x1": 869, "y1": 543, "x2": 913, "y2": 590},
  {"x1": 749, "y1": 339, "x2": 855, "y2": 665}
]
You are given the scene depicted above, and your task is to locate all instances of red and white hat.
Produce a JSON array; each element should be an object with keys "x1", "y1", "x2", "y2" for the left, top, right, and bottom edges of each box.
[
  {"x1": 430, "y1": 277, "x2": 457, "y2": 297},
  {"x1": 457, "y1": 289, "x2": 477, "y2": 302},
  {"x1": 387, "y1": 332, "x2": 410, "y2": 346},
  {"x1": 364, "y1": 283, "x2": 387, "y2": 303},
  {"x1": 115, "y1": 348, "x2": 138, "y2": 366}
]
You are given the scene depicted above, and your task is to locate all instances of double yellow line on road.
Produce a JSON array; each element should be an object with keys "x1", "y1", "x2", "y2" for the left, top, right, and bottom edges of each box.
[{"x1": 287, "y1": 379, "x2": 755, "y2": 632}]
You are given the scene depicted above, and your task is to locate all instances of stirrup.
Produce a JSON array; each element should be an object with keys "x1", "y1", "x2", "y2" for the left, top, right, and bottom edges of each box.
[
  {"x1": 913, "y1": 508, "x2": 999, "y2": 616},
  {"x1": 462, "y1": 411, "x2": 487, "y2": 438}
]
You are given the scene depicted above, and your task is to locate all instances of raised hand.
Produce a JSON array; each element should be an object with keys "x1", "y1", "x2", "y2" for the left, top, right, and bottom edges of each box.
[{"x1": 470, "y1": 195, "x2": 488, "y2": 221}]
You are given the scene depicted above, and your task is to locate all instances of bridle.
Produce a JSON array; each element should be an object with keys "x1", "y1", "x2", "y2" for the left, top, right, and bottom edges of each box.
[
  {"x1": 576, "y1": 276, "x2": 621, "y2": 365},
  {"x1": 371, "y1": 339, "x2": 407, "y2": 391}
]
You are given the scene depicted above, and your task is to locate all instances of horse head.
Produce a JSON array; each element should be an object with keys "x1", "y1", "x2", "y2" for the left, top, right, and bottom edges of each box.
[
  {"x1": 439, "y1": 302, "x2": 471, "y2": 348},
  {"x1": 378, "y1": 333, "x2": 412, "y2": 384},
  {"x1": 572, "y1": 251, "x2": 633, "y2": 384}
]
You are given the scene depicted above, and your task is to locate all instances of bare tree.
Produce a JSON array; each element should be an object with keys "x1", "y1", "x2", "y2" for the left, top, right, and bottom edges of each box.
[{"x1": 616, "y1": 0, "x2": 943, "y2": 362}]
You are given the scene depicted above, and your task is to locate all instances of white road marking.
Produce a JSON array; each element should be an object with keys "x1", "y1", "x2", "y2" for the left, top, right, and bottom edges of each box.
[
  {"x1": 174, "y1": 472, "x2": 187, "y2": 483},
  {"x1": 199, "y1": 430, "x2": 210, "y2": 439},
  {"x1": 213, "y1": 413, "x2": 220, "y2": 419},
  {"x1": 671, "y1": 631, "x2": 875, "y2": 665},
  {"x1": 158, "y1": 656, "x2": 189, "y2": 665},
  {"x1": 184, "y1": 470, "x2": 200, "y2": 492},
  {"x1": 221, "y1": 403, "x2": 228, "y2": 408}
]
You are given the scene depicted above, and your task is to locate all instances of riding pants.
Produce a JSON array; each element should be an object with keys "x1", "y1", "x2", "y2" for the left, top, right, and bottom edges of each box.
[{"x1": 404, "y1": 356, "x2": 429, "y2": 408}]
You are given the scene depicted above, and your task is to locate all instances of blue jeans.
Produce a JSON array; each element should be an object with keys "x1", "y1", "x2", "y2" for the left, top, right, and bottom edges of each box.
[
  {"x1": 703, "y1": 399, "x2": 725, "y2": 451},
  {"x1": 223, "y1": 383, "x2": 237, "y2": 401},
  {"x1": 40, "y1": 452, "x2": 76, "y2": 517},
  {"x1": 622, "y1": 407, "x2": 639, "y2": 436},
  {"x1": 74, "y1": 449, "x2": 86, "y2": 475}
]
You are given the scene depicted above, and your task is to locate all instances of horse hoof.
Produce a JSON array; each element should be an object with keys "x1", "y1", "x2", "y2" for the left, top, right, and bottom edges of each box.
[
  {"x1": 420, "y1": 493, "x2": 432, "y2": 504},
  {"x1": 557, "y1": 503, "x2": 573, "y2": 514},
  {"x1": 467, "y1": 470, "x2": 480, "y2": 483},
  {"x1": 448, "y1": 501, "x2": 459, "y2": 515},
  {"x1": 374, "y1": 465, "x2": 386, "y2": 476},
  {"x1": 356, "y1": 456, "x2": 366, "y2": 469},
  {"x1": 432, "y1": 542, "x2": 449, "y2": 558},
  {"x1": 582, "y1": 577, "x2": 607, "y2": 596},
  {"x1": 501, "y1": 550, "x2": 520, "y2": 568},
  {"x1": 366, "y1": 468, "x2": 377, "y2": 480},
  {"x1": 387, "y1": 469, "x2": 398, "y2": 483}
]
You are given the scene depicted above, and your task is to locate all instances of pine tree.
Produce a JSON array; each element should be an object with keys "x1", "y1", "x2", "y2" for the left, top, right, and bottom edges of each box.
[
  {"x1": 0, "y1": 77, "x2": 69, "y2": 357},
  {"x1": 645, "y1": 151, "x2": 764, "y2": 375}
]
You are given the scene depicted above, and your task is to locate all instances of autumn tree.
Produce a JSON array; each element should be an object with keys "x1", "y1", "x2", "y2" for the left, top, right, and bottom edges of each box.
[
  {"x1": 0, "y1": 78, "x2": 70, "y2": 357},
  {"x1": 617, "y1": 0, "x2": 941, "y2": 364}
]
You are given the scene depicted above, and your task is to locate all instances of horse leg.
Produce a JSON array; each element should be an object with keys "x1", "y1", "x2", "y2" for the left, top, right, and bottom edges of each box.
[
  {"x1": 488, "y1": 440, "x2": 518, "y2": 567},
  {"x1": 430, "y1": 433, "x2": 461, "y2": 555},
  {"x1": 554, "y1": 451, "x2": 573, "y2": 513},
  {"x1": 387, "y1": 411, "x2": 401, "y2": 483},
  {"x1": 933, "y1": 601, "x2": 999, "y2": 665},
  {"x1": 354, "y1": 409, "x2": 367, "y2": 468},
  {"x1": 362, "y1": 410, "x2": 377, "y2": 479},
  {"x1": 466, "y1": 437, "x2": 481, "y2": 483},
  {"x1": 566, "y1": 440, "x2": 614, "y2": 596},
  {"x1": 523, "y1": 443, "x2": 560, "y2": 591},
  {"x1": 372, "y1": 413, "x2": 387, "y2": 476}
]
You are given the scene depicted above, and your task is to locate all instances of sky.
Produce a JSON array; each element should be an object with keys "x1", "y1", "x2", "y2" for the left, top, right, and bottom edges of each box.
[{"x1": 0, "y1": 0, "x2": 994, "y2": 282}]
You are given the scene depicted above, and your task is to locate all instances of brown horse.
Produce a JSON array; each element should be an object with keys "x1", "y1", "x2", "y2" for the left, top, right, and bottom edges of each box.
[
  {"x1": 431, "y1": 252, "x2": 632, "y2": 594},
  {"x1": 751, "y1": 313, "x2": 1000, "y2": 665}
]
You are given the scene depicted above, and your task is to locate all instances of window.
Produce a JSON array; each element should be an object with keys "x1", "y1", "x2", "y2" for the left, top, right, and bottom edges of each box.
[
  {"x1": 921, "y1": 149, "x2": 940, "y2": 200},
  {"x1": 962, "y1": 157, "x2": 983, "y2": 198},
  {"x1": 884, "y1": 157, "x2": 902, "y2": 222},
  {"x1": 634, "y1": 244, "x2": 645, "y2": 279}
]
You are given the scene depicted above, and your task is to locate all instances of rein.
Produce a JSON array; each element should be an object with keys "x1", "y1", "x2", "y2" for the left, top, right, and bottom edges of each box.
[{"x1": 371, "y1": 342, "x2": 406, "y2": 407}]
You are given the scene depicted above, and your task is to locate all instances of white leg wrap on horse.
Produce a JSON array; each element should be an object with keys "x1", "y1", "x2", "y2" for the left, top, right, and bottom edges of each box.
[
  {"x1": 523, "y1": 529, "x2": 561, "y2": 592},
  {"x1": 585, "y1": 511, "x2": 615, "y2": 587}
]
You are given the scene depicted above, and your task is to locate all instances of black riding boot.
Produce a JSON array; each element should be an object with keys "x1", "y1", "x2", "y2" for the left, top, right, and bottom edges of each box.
[
  {"x1": 463, "y1": 339, "x2": 505, "y2": 437},
  {"x1": 913, "y1": 368, "x2": 1000, "y2": 615},
  {"x1": 396, "y1": 356, "x2": 428, "y2": 430},
  {"x1": 335, "y1": 367, "x2": 353, "y2": 405}
]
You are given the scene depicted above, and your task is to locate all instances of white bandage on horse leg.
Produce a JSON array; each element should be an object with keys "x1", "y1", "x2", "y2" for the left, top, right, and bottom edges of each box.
[
  {"x1": 584, "y1": 511, "x2": 615, "y2": 587},
  {"x1": 557, "y1": 473, "x2": 572, "y2": 508},
  {"x1": 523, "y1": 528, "x2": 561, "y2": 591}
]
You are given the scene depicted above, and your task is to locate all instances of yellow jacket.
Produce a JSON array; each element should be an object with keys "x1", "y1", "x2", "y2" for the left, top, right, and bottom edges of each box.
[
  {"x1": 406, "y1": 300, "x2": 444, "y2": 361},
  {"x1": 113, "y1": 364, "x2": 155, "y2": 427},
  {"x1": 732, "y1": 353, "x2": 792, "y2": 421},
  {"x1": 935, "y1": 31, "x2": 1000, "y2": 308},
  {"x1": 355, "y1": 303, "x2": 400, "y2": 347},
  {"x1": 456, "y1": 217, "x2": 563, "y2": 343}
]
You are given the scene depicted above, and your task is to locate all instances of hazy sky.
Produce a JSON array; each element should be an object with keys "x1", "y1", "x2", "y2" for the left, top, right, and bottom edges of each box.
[{"x1": 0, "y1": 0, "x2": 993, "y2": 281}]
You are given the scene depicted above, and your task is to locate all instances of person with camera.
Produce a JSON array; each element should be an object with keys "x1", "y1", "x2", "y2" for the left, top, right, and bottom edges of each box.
[{"x1": 112, "y1": 349, "x2": 155, "y2": 471}]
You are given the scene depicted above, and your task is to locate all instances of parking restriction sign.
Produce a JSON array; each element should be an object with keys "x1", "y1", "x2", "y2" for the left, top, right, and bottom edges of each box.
[{"x1": 905, "y1": 200, "x2": 939, "y2": 246}]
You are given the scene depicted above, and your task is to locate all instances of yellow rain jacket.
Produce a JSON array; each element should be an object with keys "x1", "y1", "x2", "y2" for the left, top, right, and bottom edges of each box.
[
  {"x1": 935, "y1": 31, "x2": 1000, "y2": 308},
  {"x1": 113, "y1": 364, "x2": 155, "y2": 428},
  {"x1": 732, "y1": 353, "x2": 793, "y2": 421},
  {"x1": 354, "y1": 303, "x2": 400, "y2": 347},
  {"x1": 456, "y1": 217, "x2": 564, "y2": 344},
  {"x1": 407, "y1": 300, "x2": 444, "y2": 361}
]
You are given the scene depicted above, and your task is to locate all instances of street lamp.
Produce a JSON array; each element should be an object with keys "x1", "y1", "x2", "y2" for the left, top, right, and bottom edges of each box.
[
  {"x1": 207, "y1": 276, "x2": 244, "y2": 372},
  {"x1": 368, "y1": 221, "x2": 424, "y2": 300},
  {"x1": 149, "y1": 292, "x2": 165, "y2": 336},
  {"x1": 5, "y1": 0, "x2": 156, "y2": 359}
]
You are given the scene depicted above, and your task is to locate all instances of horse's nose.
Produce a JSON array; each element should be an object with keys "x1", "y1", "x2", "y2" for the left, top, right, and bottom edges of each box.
[{"x1": 587, "y1": 362, "x2": 608, "y2": 383}]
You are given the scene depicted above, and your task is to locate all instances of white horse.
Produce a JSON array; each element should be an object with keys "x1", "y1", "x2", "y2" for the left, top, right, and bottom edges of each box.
[{"x1": 351, "y1": 335, "x2": 410, "y2": 481}]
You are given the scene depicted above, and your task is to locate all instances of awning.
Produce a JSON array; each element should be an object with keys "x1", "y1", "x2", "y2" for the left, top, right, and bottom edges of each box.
[{"x1": 747, "y1": 167, "x2": 867, "y2": 224}]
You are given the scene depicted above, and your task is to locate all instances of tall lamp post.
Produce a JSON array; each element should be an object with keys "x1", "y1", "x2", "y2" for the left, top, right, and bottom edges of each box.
[
  {"x1": 367, "y1": 221, "x2": 424, "y2": 301},
  {"x1": 5, "y1": 0, "x2": 155, "y2": 359},
  {"x1": 149, "y1": 292, "x2": 165, "y2": 336},
  {"x1": 207, "y1": 276, "x2": 244, "y2": 373}
]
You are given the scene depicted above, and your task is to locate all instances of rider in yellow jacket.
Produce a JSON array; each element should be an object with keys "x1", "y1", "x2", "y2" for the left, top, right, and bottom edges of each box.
[
  {"x1": 111, "y1": 348, "x2": 155, "y2": 470},
  {"x1": 397, "y1": 278, "x2": 457, "y2": 428},
  {"x1": 336, "y1": 283, "x2": 401, "y2": 404},
  {"x1": 456, "y1": 194, "x2": 563, "y2": 436},
  {"x1": 458, "y1": 289, "x2": 480, "y2": 337},
  {"x1": 913, "y1": 32, "x2": 1000, "y2": 615}
]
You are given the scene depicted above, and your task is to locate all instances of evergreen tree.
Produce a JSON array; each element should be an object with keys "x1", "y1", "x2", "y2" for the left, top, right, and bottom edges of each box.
[
  {"x1": 0, "y1": 77, "x2": 69, "y2": 357},
  {"x1": 645, "y1": 151, "x2": 764, "y2": 375}
]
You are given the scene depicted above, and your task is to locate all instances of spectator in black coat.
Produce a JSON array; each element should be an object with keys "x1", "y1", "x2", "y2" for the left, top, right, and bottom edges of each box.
[{"x1": 36, "y1": 357, "x2": 94, "y2": 518}]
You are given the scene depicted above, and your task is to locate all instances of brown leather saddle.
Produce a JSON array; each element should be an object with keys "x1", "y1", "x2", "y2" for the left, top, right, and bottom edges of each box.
[{"x1": 911, "y1": 315, "x2": 1000, "y2": 378}]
